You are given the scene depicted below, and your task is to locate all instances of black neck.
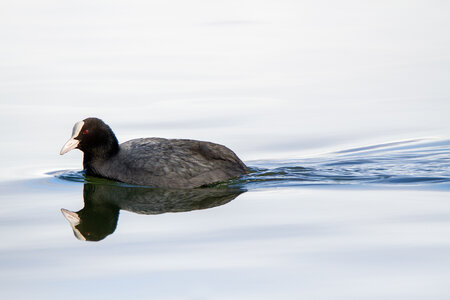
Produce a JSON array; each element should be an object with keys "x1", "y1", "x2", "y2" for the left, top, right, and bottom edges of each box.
[{"x1": 83, "y1": 138, "x2": 120, "y2": 174}]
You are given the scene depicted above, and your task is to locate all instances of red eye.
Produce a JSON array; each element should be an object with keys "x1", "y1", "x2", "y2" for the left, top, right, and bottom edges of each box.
[{"x1": 82, "y1": 130, "x2": 89, "y2": 135}]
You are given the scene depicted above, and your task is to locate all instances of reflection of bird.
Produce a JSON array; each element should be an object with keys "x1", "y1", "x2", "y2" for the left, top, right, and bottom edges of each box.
[
  {"x1": 60, "y1": 117, "x2": 248, "y2": 188},
  {"x1": 61, "y1": 183, "x2": 245, "y2": 241}
]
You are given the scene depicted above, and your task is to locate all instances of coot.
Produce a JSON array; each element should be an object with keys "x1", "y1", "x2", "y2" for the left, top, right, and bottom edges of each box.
[{"x1": 60, "y1": 118, "x2": 248, "y2": 188}]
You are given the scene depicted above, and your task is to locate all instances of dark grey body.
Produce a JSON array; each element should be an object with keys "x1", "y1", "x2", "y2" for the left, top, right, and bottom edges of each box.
[{"x1": 86, "y1": 138, "x2": 248, "y2": 188}]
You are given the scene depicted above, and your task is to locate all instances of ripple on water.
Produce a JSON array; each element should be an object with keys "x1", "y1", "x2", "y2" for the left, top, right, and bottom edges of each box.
[{"x1": 53, "y1": 138, "x2": 450, "y2": 190}]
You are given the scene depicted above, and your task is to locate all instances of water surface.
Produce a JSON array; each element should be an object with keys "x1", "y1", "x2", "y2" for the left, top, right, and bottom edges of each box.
[
  {"x1": 1, "y1": 138, "x2": 450, "y2": 299},
  {"x1": 1, "y1": 0, "x2": 450, "y2": 299}
]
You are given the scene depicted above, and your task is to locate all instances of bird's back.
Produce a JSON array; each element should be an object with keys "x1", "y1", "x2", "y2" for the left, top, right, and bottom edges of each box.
[{"x1": 98, "y1": 138, "x2": 248, "y2": 188}]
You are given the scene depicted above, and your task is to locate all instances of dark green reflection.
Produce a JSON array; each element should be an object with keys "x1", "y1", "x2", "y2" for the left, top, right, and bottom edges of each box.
[{"x1": 62, "y1": 183, "x2": 245, "y2": 242}]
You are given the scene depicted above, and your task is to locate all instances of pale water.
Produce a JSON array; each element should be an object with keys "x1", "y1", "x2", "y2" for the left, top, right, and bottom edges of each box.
[
  {"x1": 1, "y1": 138, "x2": 449, "y2": 299},
  {"x1": 1, "y1": 0, "x2": 450, "y2": 299}
]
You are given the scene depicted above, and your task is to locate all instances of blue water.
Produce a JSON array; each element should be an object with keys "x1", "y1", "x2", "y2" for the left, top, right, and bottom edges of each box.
[{"x1": 243, "y1": 138, "x2": 450, "y2": 188}]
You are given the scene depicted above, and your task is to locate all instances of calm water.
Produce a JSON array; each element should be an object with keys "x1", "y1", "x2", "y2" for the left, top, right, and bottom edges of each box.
[
  {"x1": 2, "y1": 0, "x2": 450, "y2": 299},
  {"x1": 1, "y1": 138, "x2": 450, "y2": 299}
]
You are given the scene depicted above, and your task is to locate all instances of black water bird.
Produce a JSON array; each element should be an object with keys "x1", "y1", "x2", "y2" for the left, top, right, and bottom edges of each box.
[{"x1": 60, "y1": 118, "x2": 248, "y2": 188}]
